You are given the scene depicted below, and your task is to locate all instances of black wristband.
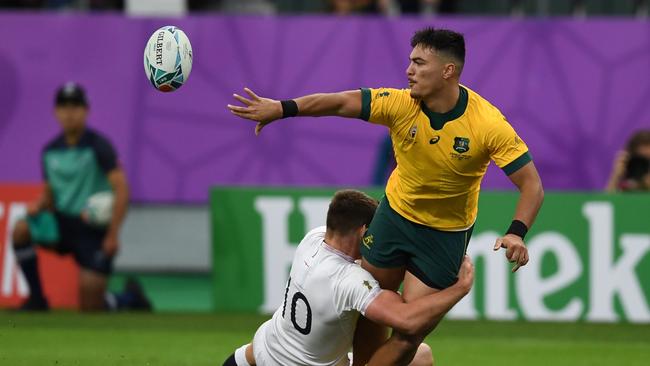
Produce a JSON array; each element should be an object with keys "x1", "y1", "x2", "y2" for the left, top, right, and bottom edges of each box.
[
  {"x1": 506, "y1": 220, "x2": 528, "y2": 239},
  {"x1": 280, "y1": 100, "x2": 298, "y2": 118}
]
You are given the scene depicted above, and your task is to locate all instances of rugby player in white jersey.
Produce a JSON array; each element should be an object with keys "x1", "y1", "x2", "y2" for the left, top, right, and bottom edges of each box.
[{"x1": 222, "y1": 190, "x2": 474, "y2": 366}]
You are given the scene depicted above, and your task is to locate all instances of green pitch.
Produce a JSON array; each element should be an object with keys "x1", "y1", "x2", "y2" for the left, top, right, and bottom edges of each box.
[{"x1": 0, "y1": 312, "x2": 648, "y2": 366}]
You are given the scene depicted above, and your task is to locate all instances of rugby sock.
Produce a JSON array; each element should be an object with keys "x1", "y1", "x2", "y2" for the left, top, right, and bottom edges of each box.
[
  {"x1": 104, "y1": 292, "x2": 118, "y2": 311},
  {"x1": 14, "y1": 245, "x2": 45, "y2": 300},
  {"x1": 105, "y1": 291, "x2": 138, "y2": 311},
  {"x1": 234, "y1": 344, "x2": 252, "y2": 366},
  {"x1": 222, "y1": 354, "x2": 237, "y2": 366}
]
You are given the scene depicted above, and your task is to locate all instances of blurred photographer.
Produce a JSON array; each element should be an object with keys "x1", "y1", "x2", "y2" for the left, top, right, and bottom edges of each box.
[{"x1": 606, "y1": 130, "x2": 650, "y2": 192}]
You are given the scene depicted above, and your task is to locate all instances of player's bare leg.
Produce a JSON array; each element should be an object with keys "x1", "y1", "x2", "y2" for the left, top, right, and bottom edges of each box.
[
  {"x1": 352, "y1": 259, "x2": 405, "y2": 366},
  {"x1": 368, "y1": 271, "x2": 443, "y2": 366},
  {"x1": 245, "y1": 343, "x2": 255, "y2": 365},
  {"x1": 410, "y1": 343, "x2": 434, "y2": 366},
  {"x1": 351, "y1": 342, "x2": 433, "y2": 366},
  {"x1": 79, "y1": 269, "x2": 107, "y2": 311},
  {"x1": 12, "y1": 219, "x2": 49, "y2": 310},
  {"x1": 12, "y1": 219, "x2": 31, "y2": 245}
]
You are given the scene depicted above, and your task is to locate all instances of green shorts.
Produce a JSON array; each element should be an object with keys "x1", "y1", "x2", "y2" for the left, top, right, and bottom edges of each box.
[{"x1": 361, "y1": 196, "x2": 473, "y2": 290}]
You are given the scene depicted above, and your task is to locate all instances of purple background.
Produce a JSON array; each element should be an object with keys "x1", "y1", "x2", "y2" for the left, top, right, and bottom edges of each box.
[{"x1": 0, "y1": 14, "x2": 648, "y2": 202}]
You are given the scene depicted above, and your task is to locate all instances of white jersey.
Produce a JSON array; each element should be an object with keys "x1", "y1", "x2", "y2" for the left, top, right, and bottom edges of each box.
[{"x1": 254, "y1": 226, "x2": 382, "y2": 366}]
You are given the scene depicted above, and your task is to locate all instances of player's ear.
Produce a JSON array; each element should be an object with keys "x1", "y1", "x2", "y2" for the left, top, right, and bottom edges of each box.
[
  {"x1": 359, "y1": 225, "x2": 367, "y2": 237},
  {"x1": 442, "y1": 63, "x2": 456, "y2": 79}
]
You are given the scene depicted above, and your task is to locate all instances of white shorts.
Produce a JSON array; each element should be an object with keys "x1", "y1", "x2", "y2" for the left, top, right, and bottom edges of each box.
[
  {"x1": 251, "y1": 320, "x2": 352, "y2": 366},
  {"x1": 252, "y1": 321, "x2": 279, "y2": 366}
]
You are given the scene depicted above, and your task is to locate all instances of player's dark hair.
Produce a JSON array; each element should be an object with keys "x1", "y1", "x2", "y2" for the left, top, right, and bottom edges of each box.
[
  {"x1": 326, "y1": 190, "x2": 378, "y2": 235},
  {"x1": 411, "y1": 27, "x2": 465, "y2": 70},
  {"x1": 626, "y1": 130, "x2": 650, "y2": 154}
]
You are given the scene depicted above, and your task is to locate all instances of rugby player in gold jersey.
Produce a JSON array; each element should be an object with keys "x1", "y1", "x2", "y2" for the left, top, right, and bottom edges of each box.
[{"x1": 228, "y1": 27, "x2": 544, "y2": 366}]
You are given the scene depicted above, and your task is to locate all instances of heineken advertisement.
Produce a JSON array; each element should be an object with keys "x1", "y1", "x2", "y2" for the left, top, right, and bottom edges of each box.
[{"x1": 211, "y1": 187, "x2": 650, "y2": 323}]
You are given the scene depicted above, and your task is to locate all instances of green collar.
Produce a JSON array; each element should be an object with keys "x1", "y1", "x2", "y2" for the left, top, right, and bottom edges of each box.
[{"x1": 421, "y1": 86, "x2": 468, "y2": 131}]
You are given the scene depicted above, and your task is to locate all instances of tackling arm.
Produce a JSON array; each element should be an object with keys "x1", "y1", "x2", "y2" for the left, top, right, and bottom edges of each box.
[{"x1": 364, "y1": 257, "x2": 474, "y2": 336}]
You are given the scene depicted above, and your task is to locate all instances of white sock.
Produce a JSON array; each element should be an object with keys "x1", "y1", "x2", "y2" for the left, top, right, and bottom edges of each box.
[{"x1": 234, "y1": 344, "x2": 252, "y2": 366}]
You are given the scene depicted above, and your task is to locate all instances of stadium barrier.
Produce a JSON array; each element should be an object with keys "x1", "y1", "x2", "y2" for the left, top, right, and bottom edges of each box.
[{"x1": 211, "y1": 187, "x2": 650, "y2": 323}]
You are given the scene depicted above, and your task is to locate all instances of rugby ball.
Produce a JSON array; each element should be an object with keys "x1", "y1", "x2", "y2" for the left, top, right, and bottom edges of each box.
[
  {"x1": 85, "y1": 191, "x2": 114, "y2": 226},
  {"x1": 144, "y1": 26, "x2": 193, "y2": 92}
]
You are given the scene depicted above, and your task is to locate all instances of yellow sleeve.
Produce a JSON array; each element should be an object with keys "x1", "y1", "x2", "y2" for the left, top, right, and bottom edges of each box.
[
  {"x1": 486, "y1": 113, "x2": 532, "y2": 175},
  {"x1": 359, "y1": 88, "x2": 411, "y2": 127}
]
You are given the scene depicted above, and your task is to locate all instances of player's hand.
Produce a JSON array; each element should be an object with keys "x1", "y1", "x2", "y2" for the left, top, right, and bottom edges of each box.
[
  {"x1": 456, "y1": 255, "x2": 475, "y2": 294},
  {"x1": 227, "y1": 88, "x2": 283, "y2": 136},
  {"x1": 102, "y1": 233, "x2": 119, "y2": 257},
  {"x1": 494, "y1": 234, "x2": 529, "y2": 272}
]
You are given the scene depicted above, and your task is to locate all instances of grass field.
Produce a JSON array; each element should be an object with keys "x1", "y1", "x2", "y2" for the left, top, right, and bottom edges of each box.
[{"x1": 1, "y1": 312, "x2": 649, "y2": 366}]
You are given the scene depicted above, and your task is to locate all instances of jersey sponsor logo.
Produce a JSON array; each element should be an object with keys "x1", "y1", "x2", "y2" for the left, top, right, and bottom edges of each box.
[
  {"x1": 376, "y1": 91, "x2": 390, "y2": 98},
  {"x1": 429, "y1": 136, "x2": 440, "y2": 144},
  {"x1": 453, "y1": 137, "x2": 470, "y2": 153},
  {"x1": 362, "y1": 280, "x2": 373, "y2": 291},
  {"x1": 362, "y1": 234, "x2": 374, "y2": 249}
]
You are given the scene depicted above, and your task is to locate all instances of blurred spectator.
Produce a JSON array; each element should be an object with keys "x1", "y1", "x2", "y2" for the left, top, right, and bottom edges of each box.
[
  {"x1": 329, "y1": 0, "x2": 383, "y2": 14},
  {"x1": 220, "y1": 0, "x2": 275, "y2": 14},
  {"x1": 397, "y1": 0, "x2": 457, "y2": 14},
  {"x1": 274, "y1": 0, "x2": 328, "y2": 12},
  {"x1": 0, "y1": 0, "x2": 123, "y2": 10},
  {"x1": 188, "y1": 0, "x2": 222, "y2": 11},
  {"x1": 606, "y1": 130, "x2": 650, "y2": 192},
  {"x1": 0, "y1": 0, "x2": 44, "y2": 8},
  {"x1": 47, "y1": 0, "x2": 123, "y2": 10}
]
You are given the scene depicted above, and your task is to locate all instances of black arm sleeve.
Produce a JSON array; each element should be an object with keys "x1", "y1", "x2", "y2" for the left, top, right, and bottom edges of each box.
[{"x1": 93, "y1": 135, "x2": 118, "y2": 173}]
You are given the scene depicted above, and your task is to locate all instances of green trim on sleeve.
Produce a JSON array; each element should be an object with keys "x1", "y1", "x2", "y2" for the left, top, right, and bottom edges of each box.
[
  {"x1": 502, "y1": 151, "x2": 532, "y2": 175},
  {"x1": 360, "y1": 88, "x2": 371, "y2": 121}
]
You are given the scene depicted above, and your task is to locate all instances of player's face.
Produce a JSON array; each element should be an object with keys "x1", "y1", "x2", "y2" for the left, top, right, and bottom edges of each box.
[
  {"x1": 406, "y1": 46, "x2": 447, "y2": 99},
  {"x1": 55, "y1": 104, "x2": 87, "y2": 133}
]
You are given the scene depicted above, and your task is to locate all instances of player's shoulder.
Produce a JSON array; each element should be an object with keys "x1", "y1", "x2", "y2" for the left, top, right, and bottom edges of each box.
[
  {"x1": 365, "y1": 87, "x2": 416, "y2": 104},
  {"x1": 295, "y1": 226, "x2": 326, "y2": 257},
  {"x1": 84, "y1": 128, "x2": 114, "y2": 147},
  {"x1": 43, "y1": 133, "x2": 66, "y2": 153},
  {"x1": 464, "y1": 86, "x2": 501, "y2": 115},
  {"x1": 335, "y1": 259, "x2": 375, "y2": 285},
  {"x1": 303, "y1": 226, "x2": 326, "y2": 242},
  {"x1": 78, "y1": 128, "x2": 118, "y2": 157},
  {"x1": 463, "y1": 85, "x2": 509, "y2": 127}
]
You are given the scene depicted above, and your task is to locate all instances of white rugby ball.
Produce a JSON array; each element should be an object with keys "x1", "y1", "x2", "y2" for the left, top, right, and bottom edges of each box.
[
  {"x1": 144, "y1": 26, "x2": 193, "y2": 92},
  {"x1": 85, "y1": 191, "x2": 114, "y2": 226}
]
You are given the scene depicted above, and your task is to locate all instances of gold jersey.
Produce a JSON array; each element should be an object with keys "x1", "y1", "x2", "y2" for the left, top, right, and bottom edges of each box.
[{"x1": 360, "y1": 85, "x2": 531, "y2": 231}]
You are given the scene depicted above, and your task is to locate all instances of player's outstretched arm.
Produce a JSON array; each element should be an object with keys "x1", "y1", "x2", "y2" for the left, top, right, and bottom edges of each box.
[
  {"x1": 227, "y1": 88, "x2": 361, "y2": 135},
  {"x1": 364, "y1": 256, "x2": 474, "y2": 337}
]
